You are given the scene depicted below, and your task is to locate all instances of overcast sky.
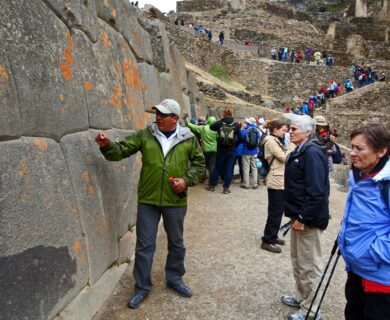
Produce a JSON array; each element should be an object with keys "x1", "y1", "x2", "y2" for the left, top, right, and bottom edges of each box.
[{"x1": 135, "y1": 0, "x2": 178, "y2": 13}]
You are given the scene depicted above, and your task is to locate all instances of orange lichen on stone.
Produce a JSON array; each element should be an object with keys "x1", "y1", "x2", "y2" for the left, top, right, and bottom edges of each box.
[
  {"x1": 66, "y1": 32, "x2": 75, "y2": 49},
  {"x1": 18, "y1": 159, "x2": 29, "y2": 177},
  {"x1": 111, "y1": 86, "x2": 122, "y2": 108},
  {"x1": 34, "y1": 139, "x2": 48, "y2": 151},
  {"x1": 60, "y1": 94, "x2": 65, "y2": 101},
  {"x1": 134, "y1": 31, "x2": 141, "y2": 44},
  {"x1": 61, "y1": 107, "x2": 65, "y2": 113},
  {"x1": 111, "y1": 7, "x2": 117, "y2": 17},
  {"x1": 136, "y1": 116, "x2": 145, "y2": 129},
  {"x1": 0, "y1": 65, "x2": 9, "y2": 82},
  {"x1": 119, "y1": 41, "x2": 126, "y2": 51},
  {"x1": 142, "y1": 83, "x2": 148, "y2": 92},
  {"x1": 99, "y1": 98, "x2": 106, "y2": 106},
  {"x1": 73, "y1": 240, "x2": 81, "y2": 254},
  {"x1": 61, "y1": 62, "x2": 72, "y2": 81},
  {"x1": 101, "y1": 31, "x2": 111, "y2": 49},
  {"x1": 64, "y1": 47, "x2": 74, "y2": 65},
  {"x1": 82, "y1": 170, "x2": 95, "y2": 195},
  {"x1": 122, "y1": 58, "x2": 141, "y2": 89},
  {"x1": 84, "y1": 81, "x2": 93, "y2": 91}
]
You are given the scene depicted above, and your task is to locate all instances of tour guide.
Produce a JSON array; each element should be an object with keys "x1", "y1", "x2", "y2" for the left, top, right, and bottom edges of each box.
[{"x1": 95, "y1": 99, "x2": 205, "y2": 309}]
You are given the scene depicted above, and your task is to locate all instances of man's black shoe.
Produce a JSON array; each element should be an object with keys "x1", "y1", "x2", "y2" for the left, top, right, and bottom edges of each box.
[
  {"x1": 127, "y1": 291, "x2": 148, "y2": 309},
  {"x1": 166, "y1": 282, "x2": 193, "y2": 297}
]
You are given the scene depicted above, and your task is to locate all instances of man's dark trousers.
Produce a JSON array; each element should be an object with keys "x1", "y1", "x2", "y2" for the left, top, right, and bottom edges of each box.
[
  {"x1": 262, "y1": 189, "x2": 284, "y2": 244},
  {"x1": 204, "y1": 151, "x2": 216, "y2": 180},
  {"x1": 133, "y1": 203, "x2": 187, "y2": 293},
  {"x1": 209, "y1": 150, "x2": 235, "y2": 188}
]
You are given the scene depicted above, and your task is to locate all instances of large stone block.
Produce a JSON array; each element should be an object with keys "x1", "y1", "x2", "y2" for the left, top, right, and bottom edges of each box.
[
  {"x1": 43, "y1": 0, "x2": 100, "y2": 42},
  {"x1": 73, "y1": 22, "x2": 146, "y2": 130},
  {"x1": 60, "y1": 129, "x2": 139, "y2": 284},
  {"x1": 0, "y1": 138, "x2": 88, "y2": 320},
  {"x1": 143, "y1": 20, "x2": 172, "y2": 72},
  {"x1": 182, "y1": 93, "x2": 192, "y2": 117},
  {"x1": 0, "y1": 1, "x2": 89, "y2": 140},
  {"x1": 118, "y1": 230, "x2": 136, "y2": 264},
  {"x1": 170, "y1": 44, "x2": 189, "y2": 92},
  {"x1": 138, "y1": 62, "x2": 161, "y2": 111},
  {"x1": 158, "y1": 72, "x2": 186, "y2": 115},
  {"x1": 0, "y1": 47, "x2": 21, "y2": 139},
  {"x1": 96, "y1": 0, "x2": 153, "y2": 63}
]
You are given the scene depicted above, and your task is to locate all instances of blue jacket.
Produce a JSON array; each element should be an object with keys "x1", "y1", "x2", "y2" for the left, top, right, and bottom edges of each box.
[
  {"x1": 241, "y1": 124, "x2": 261, "y2": 155},
  {"x1": 338, "y1": 159, "x2": 390, "y2": 285},
  {"x1": 301, "y1": 103, "x2": 309, "y2": 115},
  {"x1": 284, "y1": 138, "x2": 329, "y2": 229}
]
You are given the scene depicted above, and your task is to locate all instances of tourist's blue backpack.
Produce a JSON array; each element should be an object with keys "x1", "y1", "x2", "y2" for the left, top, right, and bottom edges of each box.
[{"x1": 332, "y1": 143, "x2": 342, "y2": 164}]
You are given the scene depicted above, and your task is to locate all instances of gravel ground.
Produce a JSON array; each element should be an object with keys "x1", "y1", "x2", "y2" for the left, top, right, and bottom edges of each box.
[{"x1": 93, "y1": 179, "x2": 348, "y2": 320}]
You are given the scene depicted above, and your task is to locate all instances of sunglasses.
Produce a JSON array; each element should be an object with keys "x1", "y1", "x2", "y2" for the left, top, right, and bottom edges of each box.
[{"x1": 156, "y1": 111, "x2": 176, "y2": 118}]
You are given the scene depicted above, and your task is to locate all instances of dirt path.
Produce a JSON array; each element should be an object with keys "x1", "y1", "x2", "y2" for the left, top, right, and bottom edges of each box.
[{"x1": 93, "y1": 179, "x2": 347, "y2": 320}]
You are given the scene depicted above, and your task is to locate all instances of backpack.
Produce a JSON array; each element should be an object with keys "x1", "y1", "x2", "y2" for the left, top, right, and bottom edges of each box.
[
  {"x1": 245, "y1": 127, "x2": 259, "y2": 150},
  {"x1": 257, "y1": 139, "x2": 274, "y2": 177},
  {"x1": 331, "y1": 143, "x2": 342, "y2": 164},
  {"x1": 219, "y1": 122, "x2": 235, "y2": 146}
]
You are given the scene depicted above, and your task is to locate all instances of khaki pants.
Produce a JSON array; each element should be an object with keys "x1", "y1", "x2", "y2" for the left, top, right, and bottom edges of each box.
[
  {"x1": 290, "y1": 226, "x2": 324, "y2": 318},
  {"x1": 242, "y1": 154, "x2": 258, "y2": 188}
]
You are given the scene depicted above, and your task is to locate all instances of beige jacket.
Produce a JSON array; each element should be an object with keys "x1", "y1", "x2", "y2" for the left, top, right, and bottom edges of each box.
[{"x1": 264, "y1": 135, "x2": 287, "y2": 190}]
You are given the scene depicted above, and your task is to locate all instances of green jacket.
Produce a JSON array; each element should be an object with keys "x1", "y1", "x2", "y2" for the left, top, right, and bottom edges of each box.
[
  {"x1": 100, "y1": 123, "x2": 205, "y2": 207},
  {"x1": 187, "y1": 116, "x2": 218, "y2": 153}
]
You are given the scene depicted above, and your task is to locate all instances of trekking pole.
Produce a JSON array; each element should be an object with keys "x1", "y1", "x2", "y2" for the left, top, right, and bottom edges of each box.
[
  {"x1": 279, "y1": 220, "x2": 292, "y2": 237},
  {"x1": 312, "y1": 248, "x2": 341, "y2": 319},
  {"x1": 305, "y1": 239, "x2": 339, "y2": 320}
]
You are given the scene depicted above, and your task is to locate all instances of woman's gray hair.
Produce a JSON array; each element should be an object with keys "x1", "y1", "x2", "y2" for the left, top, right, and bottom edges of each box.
[{"x1": 290, "y1": 115, "x2": 315, "y2": 137}]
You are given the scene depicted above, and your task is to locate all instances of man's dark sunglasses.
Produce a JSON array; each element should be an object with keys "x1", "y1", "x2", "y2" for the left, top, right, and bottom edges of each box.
[{"x1": 156, "y1": 111, "x2": 176, "y2": 117}]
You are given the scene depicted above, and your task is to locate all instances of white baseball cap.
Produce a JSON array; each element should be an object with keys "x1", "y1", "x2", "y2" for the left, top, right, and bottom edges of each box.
[
  {"x1": 153, "y1": 99, "x2": 181, "y2": 116},
  {"x1": 245, "y1": 117, "x2": 256, "y2": 125}
]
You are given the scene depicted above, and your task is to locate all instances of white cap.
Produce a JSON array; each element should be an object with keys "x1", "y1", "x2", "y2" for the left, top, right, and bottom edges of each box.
[
  {"x1": 245, "y1": 117, "x2": 256, "y2": 125},
  {"x1": 153, "y1": 99, "x2": 181, "y2": 116},
  {"x1": 258, "y1": 117, "x2": 265, "y2": 125}
]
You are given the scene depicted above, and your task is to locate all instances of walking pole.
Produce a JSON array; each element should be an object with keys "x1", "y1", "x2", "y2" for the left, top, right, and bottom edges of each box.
[
  {"x1": 279, "y1": 220, "x2": 292, "y2": 237},
  {"x1": 305, "y1": 239, "x2": 338, "y2": 320},
  {"x1": 312, "y1": 249, "x2": 341, "y2": 319}
]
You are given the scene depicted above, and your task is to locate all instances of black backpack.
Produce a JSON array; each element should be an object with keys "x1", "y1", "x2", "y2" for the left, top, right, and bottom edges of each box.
[
  {"x1": 258, "y1": 139, "x2": 274, "y2": 177},
  {"x1": 219, "y1": 122, "x2": 235, "y2": 146},
  {"x1": 245, "y1": 127, "x2": 259, "y2": 149},
  {"x1": 331, "y1": 143, "x2": 342, "y2": 164}
]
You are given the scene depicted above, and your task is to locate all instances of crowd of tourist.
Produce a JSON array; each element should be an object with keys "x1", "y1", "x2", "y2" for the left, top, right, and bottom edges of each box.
[
  {"x1": 270, "y1": 47, "x2": 335, "y2": 66},
  {"x1": 96, "y1": 95, "x2": 390, "y2": 320}
]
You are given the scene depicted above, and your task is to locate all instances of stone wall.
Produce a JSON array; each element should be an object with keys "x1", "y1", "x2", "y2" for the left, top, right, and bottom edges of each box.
[
  {"x1": 165, "y1": 23, "x2": 240, "y2": 76},
  {"x1": 0, "y1": 2, "x2": 203, "y2": 320},
  {"x1": 322, "y1": 81, "x2": 390, "y2": 145},
  {"x1": 177, "y1": 0, "x2": 225, "y2": 12},
  {"x1": 232, "y1": 59, "x2": 351, "y2": 104}
]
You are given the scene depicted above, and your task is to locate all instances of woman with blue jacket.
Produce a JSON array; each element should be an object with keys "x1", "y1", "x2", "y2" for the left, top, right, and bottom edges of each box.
[{"x1": 338, "y1": 123, "x2": 390, "y2": 320}]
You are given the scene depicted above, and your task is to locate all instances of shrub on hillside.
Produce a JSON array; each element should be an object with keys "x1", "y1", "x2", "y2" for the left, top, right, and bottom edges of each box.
[{"x1": 209, "y1": 65, "x2": 229, "y2": 81}]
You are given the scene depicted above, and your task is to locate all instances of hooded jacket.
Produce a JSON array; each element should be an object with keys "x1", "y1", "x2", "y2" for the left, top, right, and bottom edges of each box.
[
  {"x1": 100, "y1": 123, "x2": 205, "y2": 207},
  {"x1": 338, "y1": 159, "x2": 390, "y2": 285},
  {"x1": 264, "y1": 135, "x2": 287, "y2": 190},
  {"x1": 187, "y1": 116, "x2": 218, "y2": 153},
  {"x1": 284, "y1": 138, "x2": 330, "y2": 229}
]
